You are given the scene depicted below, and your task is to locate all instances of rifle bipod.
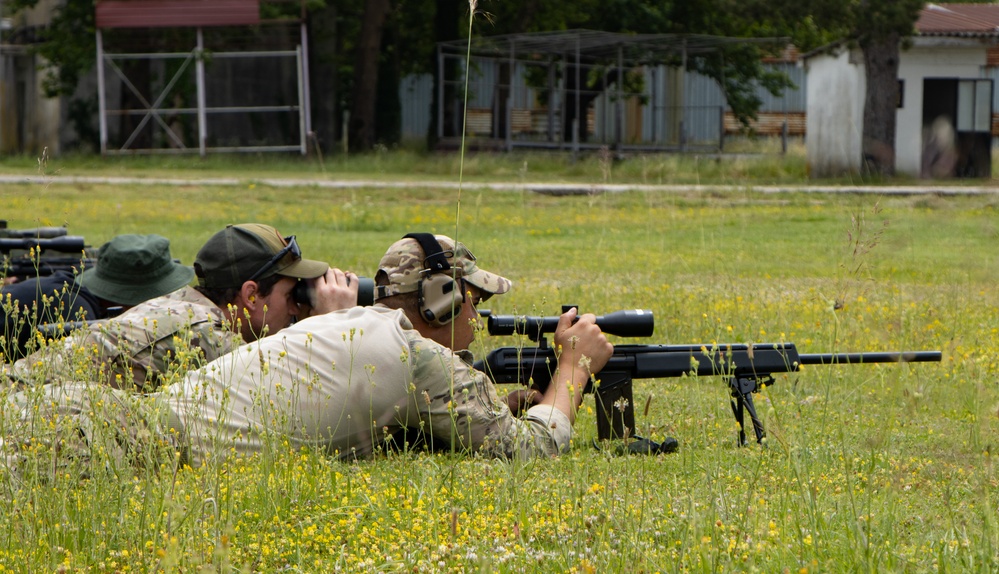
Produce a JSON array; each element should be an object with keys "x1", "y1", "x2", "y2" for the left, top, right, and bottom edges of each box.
[{"x1": 727, "y1": 375, "x2": 771, "y2": 446}]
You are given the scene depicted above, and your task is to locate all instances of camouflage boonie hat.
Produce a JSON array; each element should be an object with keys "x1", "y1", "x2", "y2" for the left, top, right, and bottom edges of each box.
[
  {"x1": 194, "y1": 223, "x2": 329, "y2": 289},
  {"x1": 374, "y1": 235, "x2": 512, "y2": 301}
]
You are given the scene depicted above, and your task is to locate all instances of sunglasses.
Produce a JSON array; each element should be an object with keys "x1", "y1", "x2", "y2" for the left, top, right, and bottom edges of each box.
[{"x1": 247, "y1": 235, "x2": 301, "y2": 282}]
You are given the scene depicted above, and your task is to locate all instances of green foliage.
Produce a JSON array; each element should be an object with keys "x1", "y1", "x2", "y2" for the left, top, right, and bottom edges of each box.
[
  {"x1": 11, "y1": 0, "x2": 96, "y2": 97},
  {"x1": 0, "y1": 0, "x2": 832, "y2": 151},
  {"x1": 688, "y1": 45, "x2": 794, "y2": 125},
  {"x1": 850, "y1": 0, "x2": 926, "y2": 48},
  {"x1": 476, "y1": 0, "x2": 802, "y2": 130}
]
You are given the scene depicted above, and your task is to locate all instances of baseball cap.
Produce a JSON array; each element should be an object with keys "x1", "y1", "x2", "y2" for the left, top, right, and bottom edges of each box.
[
  {"x1": 77, "y1": 234, "x2": 195, "y2": 306},
  {"x1": 374, "y1": 234, "x2": 512, "y2": 301},
  {"x1": 194, "y1": 223, "x2": 329, "y2": 289}
]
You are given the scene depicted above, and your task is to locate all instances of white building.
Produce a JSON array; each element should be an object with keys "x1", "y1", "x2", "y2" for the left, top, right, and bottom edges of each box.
[{"x1": 804, "y1": 3, "x2": 999, "y2": 178}]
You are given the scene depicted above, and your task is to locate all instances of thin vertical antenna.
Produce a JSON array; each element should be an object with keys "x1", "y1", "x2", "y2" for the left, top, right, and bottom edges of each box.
[
  {"x1": 447, "y1": 0, "x2": 478, "y2": 348},
  {"x1": 446, "y1": 1, "x2": 479, "y2": 457},
  {"x1": 454, "y1": 0, "x2": 478, "y2": 240}
]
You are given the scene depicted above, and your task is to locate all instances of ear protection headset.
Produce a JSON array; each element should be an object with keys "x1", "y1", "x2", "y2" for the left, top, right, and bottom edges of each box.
[{"x1": 404, "y1": 232, "x2": 465, "y2": 326}]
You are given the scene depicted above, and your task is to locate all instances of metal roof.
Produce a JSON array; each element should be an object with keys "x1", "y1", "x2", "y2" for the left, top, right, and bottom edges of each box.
[
  {"x1": 916, "y1": 3, "x2": 999, "y2": 37},
  {"x1": 438, "y1": 29, "x2": 784, "y2": 63},
  {"x1": 95, "y1": 0, "x2": 261, "y2": 29}
]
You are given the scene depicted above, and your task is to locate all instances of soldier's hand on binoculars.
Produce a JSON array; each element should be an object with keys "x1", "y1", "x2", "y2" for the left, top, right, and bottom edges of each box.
[{"x1": 308, "y1": 268, "x2": 359, "y2": 316}]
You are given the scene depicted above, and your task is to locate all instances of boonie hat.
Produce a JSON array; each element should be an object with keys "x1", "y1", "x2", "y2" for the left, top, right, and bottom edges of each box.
[
  {"x1": 374, "y1": 234, "x2": 512, "y2": 301},
  {"x1": 77, "y1": 234, "x2": 195, "y2": 306},
  {"x1": 194, "y1": 223, "x2": 329, "y2": 289}
]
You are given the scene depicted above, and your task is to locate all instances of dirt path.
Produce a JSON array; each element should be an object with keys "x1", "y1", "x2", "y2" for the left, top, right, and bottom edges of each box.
[{"x1": 2, "y1": 173, "x2": 998, "y2": 196}]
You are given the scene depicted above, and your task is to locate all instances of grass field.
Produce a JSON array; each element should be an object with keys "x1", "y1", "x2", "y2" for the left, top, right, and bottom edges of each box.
[{"x1": 1, "y1": 152, "x2": 998, "y2": 572}]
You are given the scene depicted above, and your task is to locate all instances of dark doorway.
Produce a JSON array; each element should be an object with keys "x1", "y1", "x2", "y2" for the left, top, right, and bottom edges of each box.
[{"x1": 922, "y1": 78, "x2": 992, "y2": 178}]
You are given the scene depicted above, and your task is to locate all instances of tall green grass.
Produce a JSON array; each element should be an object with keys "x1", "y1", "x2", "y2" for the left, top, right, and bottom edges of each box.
[
  {"x1": 1, "y1": 179, "x2": 997, "y2": 572},
  {"x1": 0, "y1": 140, "x2": 819, "y2": 185}
]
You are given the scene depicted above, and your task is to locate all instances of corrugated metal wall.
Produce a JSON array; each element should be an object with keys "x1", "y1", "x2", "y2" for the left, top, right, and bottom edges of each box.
[
  {"x1": 400, "y1": 74, "x2": 433, "y2": 142},
  {"x1": 402, "y1": 60, "x2": 807, "y2": 148}
]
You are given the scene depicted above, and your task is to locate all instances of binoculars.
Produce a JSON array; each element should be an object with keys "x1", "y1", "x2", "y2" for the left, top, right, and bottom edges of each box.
[{"x1": 292, "y1": 276, "x2": 375, "y2": 308}]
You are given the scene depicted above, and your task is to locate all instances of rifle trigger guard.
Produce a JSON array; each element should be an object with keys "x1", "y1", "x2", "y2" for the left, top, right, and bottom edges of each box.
[{"x1": 727, "y1": 374, "x2": 773, "y2": 397}]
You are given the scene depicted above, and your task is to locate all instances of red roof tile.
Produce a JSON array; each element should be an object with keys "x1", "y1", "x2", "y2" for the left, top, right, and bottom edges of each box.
[
  {"x1": 95, "y1": 0, "x2": 260, "y2": 29},
  {"x1": 916, "y1": 3, "x2": 999, "y2": 37}
]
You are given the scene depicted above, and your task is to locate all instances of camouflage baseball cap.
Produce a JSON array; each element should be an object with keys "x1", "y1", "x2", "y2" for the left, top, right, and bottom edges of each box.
[
  {"x1": 194, "y1": 223, "x2": 329, "y2": 289},
  {"x1": 374, "y1": 234, "x2": 512, "y2": 301}
]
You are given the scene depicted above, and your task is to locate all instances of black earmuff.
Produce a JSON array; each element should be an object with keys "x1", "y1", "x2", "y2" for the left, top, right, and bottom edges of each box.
[{"x1": 404, "y1": 233, "x2": 464, "y2": 326}]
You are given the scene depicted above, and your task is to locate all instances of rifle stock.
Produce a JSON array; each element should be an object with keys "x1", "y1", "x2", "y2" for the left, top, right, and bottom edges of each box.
[{"x1": 474, "y1": 310, "x2": 943, "y2": 446}]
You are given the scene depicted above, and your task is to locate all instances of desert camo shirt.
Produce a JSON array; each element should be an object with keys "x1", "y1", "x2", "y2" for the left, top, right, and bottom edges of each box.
[
  {"x1": 9, "y1": 286, "x2": 240, "y2": 392},
  {"x1": 161, "y1": 305, "x2": 572, "y2": 464}
]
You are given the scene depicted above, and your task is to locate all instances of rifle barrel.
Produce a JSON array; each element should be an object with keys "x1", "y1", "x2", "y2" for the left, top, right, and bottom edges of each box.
[{"x1": 799, "y1": 351, "x2": 942, "y2": 365}]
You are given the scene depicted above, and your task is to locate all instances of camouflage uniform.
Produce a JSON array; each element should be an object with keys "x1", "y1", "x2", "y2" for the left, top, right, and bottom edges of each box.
[
  {"x1": 9, "y1": 286, "x2": 240, "y2": 392},
  {"x1": 2, "y1": 234, "x2": 566, "y2": 475},
  {"x1": 3, "y1": 305, "x2": 569, "y2": 475},
  {"x1": 159, "y1": 235, "x2": 551, "y2": 463},
  {"x1": 2, "y1": 382, "x2": 182, "y2": 482},
  {"x1": 161, "y1": 305, "x2": 569, "y2": 464}
]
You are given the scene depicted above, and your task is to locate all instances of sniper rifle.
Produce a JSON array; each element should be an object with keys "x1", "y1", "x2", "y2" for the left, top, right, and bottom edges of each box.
[
  {"x1": 473, "y1": 306, "x2": 942, "y2": 446},
  {"x1": 0, "y1": 220, "x2": 95, "y2": 282}
]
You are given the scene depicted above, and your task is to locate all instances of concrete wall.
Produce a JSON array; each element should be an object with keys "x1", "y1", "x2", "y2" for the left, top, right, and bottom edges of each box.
[
  {"x1": 805, "y1": 48, "x2": 864, "y2": 177},
  {"x1": 17, "y1": 0, "x2": 60, "y2": 28},
  {"x1": 25, "y1": 55, "x2": 62, "y2": 155},
  {"x1": 1, "y1": 0, "x2": 64, "y2": 155},
  {"x1": 0, "y1": 49, "x2": 64, "y2": 155}
]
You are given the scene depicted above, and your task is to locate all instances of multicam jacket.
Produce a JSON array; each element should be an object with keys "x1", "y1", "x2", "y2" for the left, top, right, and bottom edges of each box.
[
  {"x1": 162, "y1": 305, "x2": 571, "y2": 464},
  {"x1": 9, "y1": 286, "x2": 241, "y2": 391}
]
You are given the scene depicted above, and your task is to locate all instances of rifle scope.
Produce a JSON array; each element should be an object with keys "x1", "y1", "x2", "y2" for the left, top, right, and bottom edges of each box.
[
  {"x1": 482, "y1": 308, "x2": 654, "y2": 341},
  {"x1": 0, "y1": 221, "x2": 69, "y2": 239},
  {"x1": 0, "y1": 236, "x2": 88, "y2": 254}
]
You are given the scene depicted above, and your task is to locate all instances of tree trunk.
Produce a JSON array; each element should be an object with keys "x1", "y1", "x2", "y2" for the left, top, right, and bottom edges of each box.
[
  {"x1": 308, "y1": 4, "x2": 338, "y2": 153},
  {"x1": 349, "y1": 0, "x2": 392, "y2": 151},
  {"x1": 375, "y1": 22, "x2": 401, "y2": 146},
  {"x1": 494, "y1": 63, "x2": 510, "y2": 139},
  {"x1": 428, "y1": 0, "x2": 460, "y2": 148},
  {"x1": 861, "y1": 33, "x2": 901, "y2": 177}
]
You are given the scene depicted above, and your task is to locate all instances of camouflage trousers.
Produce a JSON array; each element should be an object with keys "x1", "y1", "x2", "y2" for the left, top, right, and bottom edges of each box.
[{"x1": 1, "y1": 383, "x2": 187, "y2": 483}]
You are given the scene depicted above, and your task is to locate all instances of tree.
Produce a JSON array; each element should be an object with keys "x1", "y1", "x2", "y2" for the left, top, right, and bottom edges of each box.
[
  {"x1": 426, "y1": 0, "x2": 461, "y2": 148},
  {"x1": 11, "y1": 0, "x2": 938, "y2": 161},
  {"x1": 347, "y1": 0, "x2": 392, "y2": 151},
  {"x1": 461, "y1": 0, "x2": 804, "y2": 143},
  {"x1": 676, "y1": 0, "x2": 931, "y2": 177},
  {"x1": 6, "y1": 0, "x2": 95, "y2": 98},
  {"x1": 308, "y1": 2, "x2": 340, "y2": 152},
  {"x1": 852, "y1": 0, "x2": 925, "y2": 177},
  {"x1": 800, "y1": 0, "x2": 924, "y2": 177}
]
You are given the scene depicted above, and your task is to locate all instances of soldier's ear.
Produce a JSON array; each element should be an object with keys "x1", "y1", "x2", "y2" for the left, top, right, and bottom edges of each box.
[{"x1": 239, "y1": 281, "x2": 260, "y2": 309}]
